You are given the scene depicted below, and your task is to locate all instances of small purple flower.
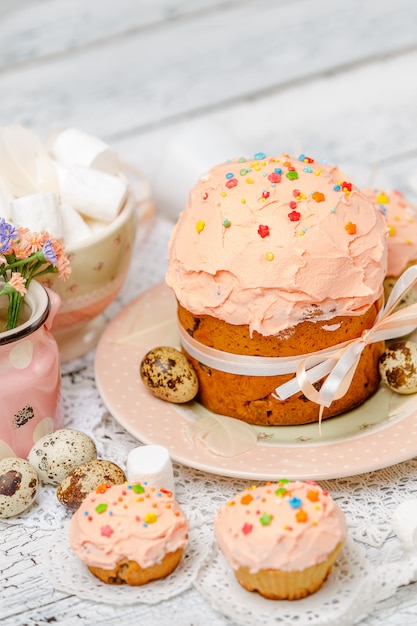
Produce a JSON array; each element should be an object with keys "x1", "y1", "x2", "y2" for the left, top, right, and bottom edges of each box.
[
  {"x1": 42, "y1": 239, "x2": 57, "y2": 266},
  {"x1": 0, "y1": 218, "x2": 17, "y2": 253}
]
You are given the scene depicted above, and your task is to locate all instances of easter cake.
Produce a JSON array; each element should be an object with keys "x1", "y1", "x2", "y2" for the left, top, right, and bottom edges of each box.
[
  {"x1": 166, "y1": 152, "x2": 388, "y2": 425},
  {"x1": 69, "y1": 482, "x2": 188, "y2": 585},
  {"x1": 214, "y1": 480, "x2": 347, "y2": 600}
]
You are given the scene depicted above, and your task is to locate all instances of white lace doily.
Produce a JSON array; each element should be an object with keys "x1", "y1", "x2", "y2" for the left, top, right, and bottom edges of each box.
[
  {"x1": 42, "y1": 518, "x2": 212, "y2": 604},
  {"x1": 195, "y1": 537, "x2": 417, "y2": 626},
  {"x1": 194, "y1": 539, "x2": 373, "y2": 626}
]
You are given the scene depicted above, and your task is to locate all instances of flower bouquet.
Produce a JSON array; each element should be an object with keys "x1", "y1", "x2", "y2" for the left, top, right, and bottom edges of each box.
[{"x1": 0, "y1": 217, "x2": 70, "y2": 331}]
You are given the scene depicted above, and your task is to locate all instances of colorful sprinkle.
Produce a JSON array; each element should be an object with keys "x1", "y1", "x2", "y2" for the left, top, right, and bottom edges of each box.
[
  {"x1": 376, "y1": 192, "x2": 389, "y2": 204},
  {"x1": 275, "y1": 487, "x2": 287, "y2": 497},
  {"x1": 288, "y1": 210, "x2": 301, "y2": 222},
  {"x1": 240, "y1": 168, "x2": 249, "y2": 176},
  {"x1": 333, "y1": 184, "x2": 341, "y2": 192},
  {"x1": 387, "y1": 224, "x2": 396, "y2": 236},
  {"x1": 202, "y1": 192, "x2": 208, "y2": 200},
  {"x1": 100, "y1": 525, "x2": 114, "y2": 537},
  {"x1": 96, "y1": 483, "x2": 112, "y2": 494},
  {"x1": 246, "y1": 177, "x2": 254, "y2": 184},
  {"x1": 242, "y1": 523, "x2": 253, "y2": 535},
  {"x1": 258, "y1": 225, "x2": 270, "y2": 238},
  {"x1": 345, "y1": 222, "x2": 357, "y2": 235},
  {"x1": 289, "y1": 201, "x2": 297, "y2": 209},
  {"x1": 225, "y1": 172, "x2": 234, "y2": 179},
  {"x1": 265, "y1": 252, "x2": 274, "y2": 261},
  {"x1": 223, "y1": 218, "x2": 231, "y2": 228},
  {"x1": 241, "y1": 493, "x2": 254, "y2": 505},
  {"x1": 307, "y1": 490, "x2": 319, "y2": 502},
  {"x1": 296, "y1": 509, "x2": 308, "y2": 523},
  {"x1": 226, "y1": 178, "x2": 238, "y2": 188},
  {"x1": 304, "y1": 166, "x2": 313, "y2": 173},
  {"x1": 262, "y1": 190, "x2": 270, "y2": 199},
  {"x1": 299, "y1": 154, "x2": 314, "y2": 163},
  {"x1": 259, "y1": 513, "x2": 273, "y2": 526},
  {"x1": 342, "y1": 181, "x2": 352, "y2": 194},
  {"x1": 95, "y1": 503, "x2": 108, "y2": 514},
  {"x1": 286, "y1": 171, "x2": 299, "y2": 181},
  {"x1": 289, "y1": 497, "x2": 302, "y2": 509},
  {"x1": 144, "y1": 512, "x2": 157, "y2": 524},
  {"x1": 268, "y1": 172, "x2": 281, "y2": 183},
  {"x1": 254, "y1": 152, "x2": 266, "y2": 160},
  {"x1": 196, "y1": 220, "x2": 205, "y2": 233},
  {"x1": 132, "y1": 484, "x2": 145, "y2": 494},
  {"x1": 312, "y1": 191, "x2": 325, "y2": 202}
]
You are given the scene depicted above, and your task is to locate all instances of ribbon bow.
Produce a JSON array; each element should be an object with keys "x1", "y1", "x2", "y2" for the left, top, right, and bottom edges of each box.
[
  {"x1": 273, "y1": 265, "x2": 417, "y2": 416},
  {"x1": 177, "y1": 265, "x2": 417, "y2": 421}
]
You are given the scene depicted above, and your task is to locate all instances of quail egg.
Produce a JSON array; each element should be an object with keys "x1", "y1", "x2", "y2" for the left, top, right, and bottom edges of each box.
[
  {"x1": 379, "y1": 340, "x2": 417, "y2": 394},
  {"x1": 28, "y1": 429, "x2": 97, "y2": 486},
  {"x1": 0, "y1": 457, "x2": 39, "y2": 518},
  {"x1": 140, "y1": 346, "x2": 198, "y2": 403},
  {"x1": 57, "y1": 459, "x2": 126, "y2": 509}
]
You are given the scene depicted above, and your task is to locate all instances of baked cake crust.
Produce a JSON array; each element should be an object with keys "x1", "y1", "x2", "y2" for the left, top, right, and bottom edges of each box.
[{"x1": 178, "y1": 301, "x2": 383, "y2": 425}]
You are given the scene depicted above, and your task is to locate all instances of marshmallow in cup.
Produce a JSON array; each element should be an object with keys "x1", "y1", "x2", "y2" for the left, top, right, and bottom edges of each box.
[
  {"x1": 49, "y1": 127, "x2": 120, "y2": 175},
  {"x1": 126, "y1": 445, "x2": 175, "y2": 495},
  {"x1": 59, "y1": 164, "x2": 128, "y2": 223},
  {"x1": 0, "y1": 177, "x2": 12, "y2": 220},
  {"x1": 10, "y1": 191, "x2": 63, "y2": 240}
]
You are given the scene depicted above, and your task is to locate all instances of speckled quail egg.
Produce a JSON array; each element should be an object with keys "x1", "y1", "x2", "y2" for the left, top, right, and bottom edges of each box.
[
  {"x1": 27, "y1": 429, "x2": 97, "y2": 486},
  {"x1": 56, "y1": 459, "x2": 126, "y2": 509},
  {"x1": 379, "y1": 340, "x2": 417, "y2": 394},
  {"x1": 0, "y1": 458, "x2": 39, "y2": 518},
  {"x1": 140, "y1": 346, "x2": 199, "y2": 403}
]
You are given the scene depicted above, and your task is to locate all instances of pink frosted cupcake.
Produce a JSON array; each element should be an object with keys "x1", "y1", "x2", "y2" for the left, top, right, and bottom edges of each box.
[
  {"x1": 70, "y1": 482, "x2": 189, "y2": 585},
  {"x1": 214, "y1": 480, "x2": 347, "y2": 600}
]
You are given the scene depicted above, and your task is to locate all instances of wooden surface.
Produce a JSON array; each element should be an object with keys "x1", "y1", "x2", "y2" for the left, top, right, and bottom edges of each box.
[{"x1": 1, "y1": 1, "x2": 417, "y2": 624}]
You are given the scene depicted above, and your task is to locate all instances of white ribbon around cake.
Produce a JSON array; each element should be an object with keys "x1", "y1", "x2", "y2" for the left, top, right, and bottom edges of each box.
[{"x1": 178, "y1": 264, "x2": 417, "y2": 417}]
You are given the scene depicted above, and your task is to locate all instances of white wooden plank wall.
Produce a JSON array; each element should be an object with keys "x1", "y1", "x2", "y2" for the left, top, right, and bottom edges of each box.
[{"x1": 0, "y1": 0, "x2": 416, "y2": 218}]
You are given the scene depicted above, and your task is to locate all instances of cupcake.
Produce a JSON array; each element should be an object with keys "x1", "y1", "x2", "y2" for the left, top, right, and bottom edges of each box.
[
  {"x1": 364, "y1": 187, "x2": 417, "y2": 301},
  {"x1": 166, "y1": 152, "x2": 388, "y2": 425},
  {"x1": 69, "y1": 482, "x2": 188, "y2": 585},
  {"x1": 214, "y1": 480, "x2": 347, "y2": 600}
]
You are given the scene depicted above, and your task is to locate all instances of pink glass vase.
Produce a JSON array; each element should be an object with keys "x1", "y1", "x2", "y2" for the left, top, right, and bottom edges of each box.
[{"x1": 0, "y1": 280, "x2": 63, "y2": 459}]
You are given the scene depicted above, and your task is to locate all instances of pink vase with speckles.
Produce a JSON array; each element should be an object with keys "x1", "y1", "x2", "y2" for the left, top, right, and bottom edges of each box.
[{"x1": 0, "y1": 280, "x2": 63, "y2": 459}]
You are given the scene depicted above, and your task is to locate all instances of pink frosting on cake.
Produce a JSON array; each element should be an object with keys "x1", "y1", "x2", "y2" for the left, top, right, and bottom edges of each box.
[
  {"x1": 166, "y1": 153, "x2": 388, "y2": 336},
  {"x1": 364, "y1": 188, "x2": 417, "y2": 277},
  {"x1": 70, "y1": 482, "x2": 188, "y2": 570},
  {"x1": 214, "y1": 480, "x2": 347, "y2": 573}
]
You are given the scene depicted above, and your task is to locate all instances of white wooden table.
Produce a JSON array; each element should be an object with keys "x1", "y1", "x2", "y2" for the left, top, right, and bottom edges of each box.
[{"x1": 1, "y1": 2, "x2": 417, "y2": 624}]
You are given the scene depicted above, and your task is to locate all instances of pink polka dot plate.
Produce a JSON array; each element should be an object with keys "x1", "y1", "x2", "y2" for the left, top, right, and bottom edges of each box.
[{"x1": 94, "y1": 282, "x2": 417, "y2": 480}]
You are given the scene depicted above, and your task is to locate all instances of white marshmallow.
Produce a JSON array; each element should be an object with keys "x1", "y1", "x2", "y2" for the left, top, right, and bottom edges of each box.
[
  {"x1": 60, "y1": 165, "x2": 127, "y2": 222},
  {"x1": 0, "y1": 177, "x2": 12, "y2": 220},
  {"x1": 391, "y1": 499, "x2": 417, "y2": 549},
  {"x1": 49, "y1": 128, "x2": 120, "y2": 175},
  {"x1": 10, "y1": 192, "x2": 63, "y2": 239},
  {"x1": 126, "y1": 445, "x2": 175, "y2": 495},
  {"x1": 59, "y1": 203, "x2": 92, "y2": 246}
]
